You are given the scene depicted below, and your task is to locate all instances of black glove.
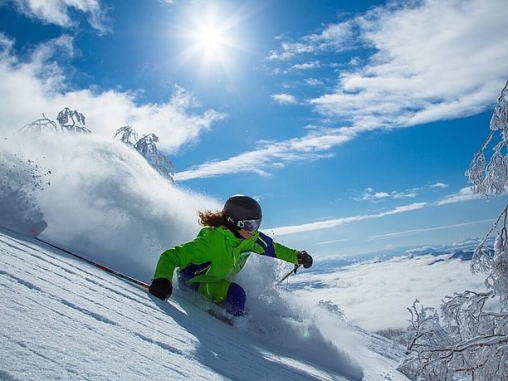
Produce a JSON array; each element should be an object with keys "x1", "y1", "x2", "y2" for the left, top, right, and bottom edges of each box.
[
  {"x1": 149, "y1": 278, "x2": 173, "y2": 300},
  {"x1": 297, "y1": 251, "x2": 313, "y2": 269}
]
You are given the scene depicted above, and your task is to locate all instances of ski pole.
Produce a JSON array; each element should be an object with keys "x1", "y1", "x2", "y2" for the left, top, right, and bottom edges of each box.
[
  {"x1": 35, "y1": 237, "x2": 150, "y2": 289},
  {"x1": 276, "y1": 263, "x2": 301, "y2": 285}
]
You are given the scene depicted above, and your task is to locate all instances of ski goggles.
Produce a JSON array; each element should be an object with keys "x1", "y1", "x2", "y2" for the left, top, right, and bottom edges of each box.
[{"x1": 235, "y1": 218, "x2": 262, "y2": 233}]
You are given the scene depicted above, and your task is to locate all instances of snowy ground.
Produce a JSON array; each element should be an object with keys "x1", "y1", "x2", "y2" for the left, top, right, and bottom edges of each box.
[
  {"x1": 3, "y1": 131, "x2": 490, "y2": 380},
  {"x1": 0, "y1": 227, "x2": 409, "y2": 380}
]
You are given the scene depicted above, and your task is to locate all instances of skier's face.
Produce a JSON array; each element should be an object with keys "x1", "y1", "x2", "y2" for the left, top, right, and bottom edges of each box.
[{"x1": 238, "y1": 229, "x2": 254, "y2": 240}]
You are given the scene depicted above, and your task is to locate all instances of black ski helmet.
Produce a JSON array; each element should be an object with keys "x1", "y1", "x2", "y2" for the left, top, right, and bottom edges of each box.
[{"x1": 223, "y1": 194, "x2": 262, "y2": 222}]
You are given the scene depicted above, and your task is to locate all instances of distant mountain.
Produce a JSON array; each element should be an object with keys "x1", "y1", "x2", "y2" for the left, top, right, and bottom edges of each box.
[{"x1": 313, "y1": 237, "x2": 495, "y2": 273}]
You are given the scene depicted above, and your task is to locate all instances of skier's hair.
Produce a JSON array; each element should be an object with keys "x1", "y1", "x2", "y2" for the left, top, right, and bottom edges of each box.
[{"x1": 198, "y1": 210, "x2": 226, "y2": 227}]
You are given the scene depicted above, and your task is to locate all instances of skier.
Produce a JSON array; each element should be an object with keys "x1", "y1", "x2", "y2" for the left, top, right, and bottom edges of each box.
[{"x1": 148, "y1": 194, "x2": 313, "y2": 317}]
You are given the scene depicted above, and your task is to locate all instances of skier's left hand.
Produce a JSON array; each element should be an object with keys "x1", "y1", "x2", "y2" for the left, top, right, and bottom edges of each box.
[
  {"x1": 297, "y1": 251, "x2": 313, "y2": 268},
  {"x1": 149, "y1": 278, "x2": 173, "y2": 300}
]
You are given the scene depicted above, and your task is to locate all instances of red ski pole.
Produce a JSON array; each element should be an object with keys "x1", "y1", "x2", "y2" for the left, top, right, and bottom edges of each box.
[{"x1": 35, "y1": 237, "x2": 150, "y2": 289}]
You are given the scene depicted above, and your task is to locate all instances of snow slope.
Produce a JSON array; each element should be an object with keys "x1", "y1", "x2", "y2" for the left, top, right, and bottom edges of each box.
[
  {"x1": 0, "y1": 227, "x2": 408, "y2": 381},
  {"x1": 0, "y1": 132, "x2": 410, "y2": 380}
]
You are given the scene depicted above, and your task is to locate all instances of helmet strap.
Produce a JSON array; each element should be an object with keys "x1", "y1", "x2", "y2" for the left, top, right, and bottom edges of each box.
[{"x1": 225, "y1": 216, "x2": 244, "y2": 238}]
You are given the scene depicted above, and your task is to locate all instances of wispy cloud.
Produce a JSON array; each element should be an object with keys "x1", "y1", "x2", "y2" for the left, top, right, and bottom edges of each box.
[
  {"x1": 271, "y1": 187, "x2": 487, "y2": 236},
  {"x1": 271, "y1": 93, "x2": 298, "y2": 105},
  {"x1": 316, "y1": 238, "x2": 352, "y2": 246},
  {"x1": 368, "y1": 219, "x2": 495, "y2": 241},
  {"x1": 174, "y1": 128, "x2": 353, "y2": 180},
  {"x1": 430, "y1": 182, "x2": 449, "y2": 189},
  {"x1": 354, "y1": 183, "x2": 451, "y2": 203},
  {"x1": 6, "y1": 0, "x2": 111, "y2": 34},
  {"x1": 270, "y1": 202, "x2": 428, "y2": 236},
  {"x1": 179, "y1": 0, "x2": 507, "y2": 180},
  {"x1": 290, "y1": 61, "x2": 321, "y2": 71},
  {"x1": 305, "y1": 78, "x2": 324, "y2": 87},
  {"x1": 270, "y1": 0, "x2": 507, "y2": 131},
  {"x1": 436, "y1": 187, "x2": 483, "y2": 205},
  {"x1": 267, "y1": 22, "x2": 356, "y2": 61},
  {"x1": 358, "y1": 187, "x2": 418, "y2": 202}
]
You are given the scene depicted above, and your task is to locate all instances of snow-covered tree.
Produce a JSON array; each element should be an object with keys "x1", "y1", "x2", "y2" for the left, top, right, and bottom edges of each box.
[
  {"x1": 19, "y1": 108, "x2": 91, "y2": 135},
  {"x1": 466, "y1": 81, "x2": 508, "y2": 196},
  {"x1": 114, "y1": 127, "x2": 174, "y2": 182},
  {"x1": 398, "y1": 82, "x2": 508, "y2": 380},
  {"x1": 467, "y1": 81, "x2": 508, "y2": 306},
  {"x1": 56, "y1": 108, "x2": 90, "y2": 133},
  {"x1": 134, "y1": 133, "x2": 175, "y2": 182},
  {"x1": 19, "y1": 114, "x2": 58, "y2": 136},
  {"x1": 399, "y1": 295, "x2": 508, "y2": 380},
  {"x1": 114, "y1": 126, "x2": 139, "y2": 147}
]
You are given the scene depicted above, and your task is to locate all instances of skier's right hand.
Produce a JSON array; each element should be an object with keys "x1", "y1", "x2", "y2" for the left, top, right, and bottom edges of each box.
[
  {"x1": 297, "y1": 251, "x2": 313, "y2": 268},
  {"x1": 149, "y1": 278, "x2": 173, "y2": 300}
]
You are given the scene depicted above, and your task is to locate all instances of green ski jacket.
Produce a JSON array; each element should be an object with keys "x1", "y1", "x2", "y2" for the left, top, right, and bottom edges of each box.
[{"x1": 153, "y1": 226, "x2": 299, "y2": 285}]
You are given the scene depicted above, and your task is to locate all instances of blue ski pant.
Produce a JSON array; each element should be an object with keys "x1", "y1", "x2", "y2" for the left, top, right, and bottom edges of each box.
[{"x1": 178, "y1": 264, "x2": 246, "y2": 316}]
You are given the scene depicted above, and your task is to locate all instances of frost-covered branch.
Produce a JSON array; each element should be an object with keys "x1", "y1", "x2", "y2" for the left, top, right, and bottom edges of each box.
[
  {"x1": 399, "y1": 298, "x2": 508, "y2": 380},
  {"x1": 134, "y1": 133, "x2": 175, "y2": 182},
  {"x1": 18, "y1": 114, "x2": 58, "y2": 136},
  {"x1": 466, "y1": 80, "x2": 508, "y2": 306},
  {"x1": 114, "y1": 127, "x2": 175, "y2": 182},
  {"x1": 19, "y1": 108, "x2": 91, "y2": 135},
  {"x1": 399, "y1": 81, "x2": 508, "y2": 380},
  {"x1": 56, "y1": 108, "x2": 90, "y2": 133},
  {"x1": 466, "y1": 81, "x2": 508, "y2": 195},
  {"x1": 114, "y1": 126, "x2": 139, "y2": 147}
]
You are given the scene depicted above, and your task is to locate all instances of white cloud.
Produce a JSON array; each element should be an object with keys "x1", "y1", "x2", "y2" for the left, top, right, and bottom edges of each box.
[
  {"x1": 393, "y1": 190, "x2": 417, "y2": 199},
  {"x1": 436, "y1": 187, "x2": 482, "y2": 206},
  {"x1": 372, "y1": 191, "x2": 390, "y2": 199},
  {"x1": 296, "y1": 254, "x2": 489, "y2": 331},
  {"x1": 0, "y1": 34, "x2": 225, "y2": 152},
  {"x1": 316, "y1": 238, "x2": 351, "y2": 246},
  {"x1": 9, "y1": 0, "x2": 110, "y2": 33},
  {"x1": 305, "y1": 78, "x2": 324, "y2": 86},
  {"x1": 359, "y1": 187, "x2": 418, "y2": 202},
  {"x1": 271, "y1": 93, "x2": 298, "y2": 105},
  {"x1": 240, "y1": 0, "x2": 508, "y2": 190},
  {"x1": 270, "y1": 186, "x2": 489, "y2": 237},
  {"x1": 368, "y1": 219, "x2": 495, "y2": 241},
  {"x1": 290, "y1": 61, "x2": 321, "y2": 71},
  {"x1": 174, "y1": 128, "x2": 354, "y2": 181},
  {"x1": 270, "y1": 201, "x2": 428, "y2": 236},
  {"x1": 430, "y1": 182, "x2": 448, "y2": 189},
  {"x1": 270, "y1": 0, "x2": 508, "y2": 131},
  {"x1": 267, "y1": 21, "x2": 355, "y2": 61}
]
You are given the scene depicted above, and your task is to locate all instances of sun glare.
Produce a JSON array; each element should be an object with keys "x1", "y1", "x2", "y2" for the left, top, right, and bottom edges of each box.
[
  {"x1": 195, "y1": 22, "x2": 225, "y2": 57},
  {"x1": 174, "y1": 4, "x2": 250, "y2": 74}
]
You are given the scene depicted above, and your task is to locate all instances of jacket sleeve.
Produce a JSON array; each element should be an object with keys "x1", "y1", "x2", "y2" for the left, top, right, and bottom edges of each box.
[
  {"x1": 256, "y1": 231, "x2": 299, "y2": 264},
  {"x1": 273, "y1": 241, "x2": 299, "y2": 264},
  {"x1": 153, "y1": 229, "x2": 213, "y2": 280}
]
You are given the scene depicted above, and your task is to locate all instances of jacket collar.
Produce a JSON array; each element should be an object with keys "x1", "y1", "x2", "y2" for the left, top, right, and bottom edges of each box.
[{"x1": 219, "y1": 226, "x2": 259, "y2": 243}]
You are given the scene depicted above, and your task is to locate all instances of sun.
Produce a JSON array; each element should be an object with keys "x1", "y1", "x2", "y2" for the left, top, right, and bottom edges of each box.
[
  {"x1": 173, "y1": 4, "x2": 248, "y2": 74},
  {"x1": 193, "y1": 21, "x2": 227, "y2": 60}
]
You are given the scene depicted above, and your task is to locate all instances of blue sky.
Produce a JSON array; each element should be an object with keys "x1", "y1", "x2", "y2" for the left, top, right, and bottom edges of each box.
[{"x1": 1, "y1": 0, "x2": 507, "y2": 257}]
